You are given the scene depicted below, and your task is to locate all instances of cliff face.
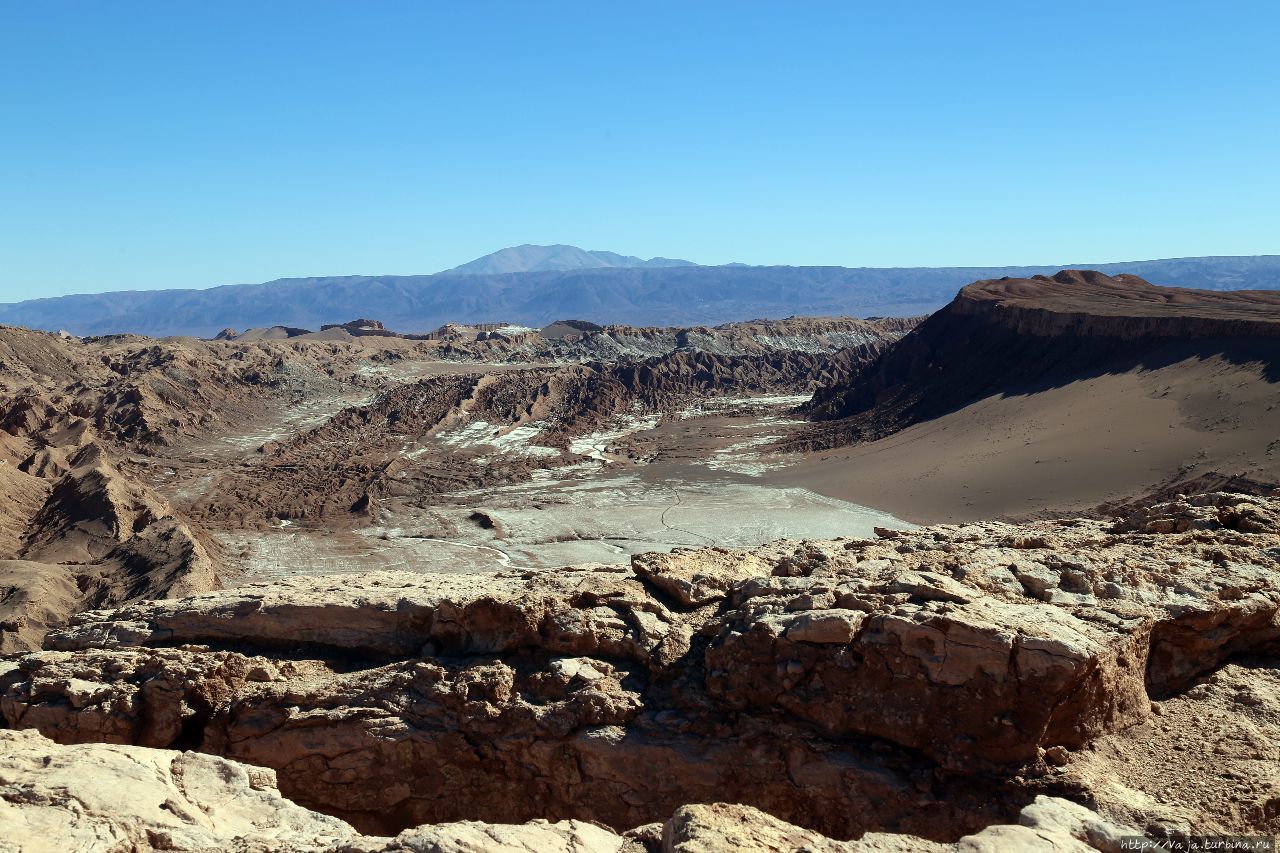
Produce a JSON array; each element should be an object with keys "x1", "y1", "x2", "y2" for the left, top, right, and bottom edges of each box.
[
  {"x1": 955, "y1": 269, "x2": 1280, "y2": 338},
  {"x1": 803, "y1": 270, "x2": 1280, "y2": 440}
]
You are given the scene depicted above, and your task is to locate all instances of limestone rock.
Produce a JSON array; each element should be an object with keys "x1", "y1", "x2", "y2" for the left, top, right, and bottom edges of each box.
[
  {"x1": 5, "y1": 497, "x2": 1278, "y2": 840},
  {"x1": 1113, "y1": 492, "x2": 1280, "y2": 535},
  {"x1": 47, "y1": 566, "x2": 674, "y2": 664},
  {"x1": 0, "y1": 727, "x2": 357, "y2": 851},
  {"x1": 343, "y1": 820, "x2": 624, "y2": 853}
]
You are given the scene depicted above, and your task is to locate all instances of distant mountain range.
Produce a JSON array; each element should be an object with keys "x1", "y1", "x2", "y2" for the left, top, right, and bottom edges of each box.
[
  {"x1": 445, "y1": 244, "x2": 696, "y2": 275},
  {"x1": 1, "y1": 247, "x2": 1277, "y2": 339}
]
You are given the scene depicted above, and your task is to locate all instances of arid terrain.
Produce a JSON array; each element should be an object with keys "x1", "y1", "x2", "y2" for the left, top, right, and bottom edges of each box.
[
  {"x1": 2, "y1": 272, "x2": 1279, "y2": 851},
  {"x1": 776, "y1": 270, "x2": 1280, "y2": 522},
  {"x1": 0, "y1": 314, "x2": 914, "y2": 653}
]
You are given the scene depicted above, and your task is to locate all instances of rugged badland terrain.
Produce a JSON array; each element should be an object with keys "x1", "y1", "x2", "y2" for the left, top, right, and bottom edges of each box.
[
  {"x1": 1, "y1": 271, "x2": 1279, "y2": 851},
  {"x1": 0, "y1": 315, "x2": 911, "y2": 654}
]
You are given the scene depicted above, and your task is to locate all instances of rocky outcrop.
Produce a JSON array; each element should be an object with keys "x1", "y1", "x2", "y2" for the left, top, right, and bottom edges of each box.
[
  {"x1": 652, "y1": 798, "x2": 1141, "y2": 852},
  {"x1": 953, "y1": 270, "x2": 1280, "y2": 340},
  {"x1": 0, "y1": 728, "x2": 358, "y2": 851},
  {"x1": 358, "y1": 820, "x2": 623, "y2": 853},
  {"x1": 321, "y1": 319, "x2": 395, "y2": 338},
  {"x1": 4, "y1": 495, "x2": 1276, "y2": 841},
  {"x1": 4, "y1": 643, "x2": 987, "y2": 838},
  {"x1": 42, "y1": 566, "x2": 665, "y2": 661},
  {"x1": 1111, "y1": 491, "x2": 1280, "y2": 535},
  {"x1": 0, "y1": 726, "x2": 1138, "y2": 852}
]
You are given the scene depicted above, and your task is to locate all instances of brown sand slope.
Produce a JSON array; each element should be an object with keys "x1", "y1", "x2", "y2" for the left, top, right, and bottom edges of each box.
[{"x1": 773, "y1": 271, "x2": 1280, "y2": 522}]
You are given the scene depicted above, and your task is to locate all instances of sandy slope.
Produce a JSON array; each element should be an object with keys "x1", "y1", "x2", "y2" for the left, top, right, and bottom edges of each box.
[
  {"x1": 772, "y1": 352, "x2": 1280, "y2": 524},
  {"x1": 775, "y1": 271, "x2": 1280, "y2": 523}
]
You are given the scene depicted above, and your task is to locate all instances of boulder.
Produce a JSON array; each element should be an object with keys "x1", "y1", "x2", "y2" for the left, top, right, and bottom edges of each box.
[{"x1": 0, "y1": 727, "x2": 357, "y2": 851}]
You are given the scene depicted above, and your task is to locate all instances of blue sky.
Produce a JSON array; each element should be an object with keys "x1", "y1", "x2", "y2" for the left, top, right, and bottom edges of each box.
[{"x1": 1, "y1": 1, "x2": 1277, "y2": 301}]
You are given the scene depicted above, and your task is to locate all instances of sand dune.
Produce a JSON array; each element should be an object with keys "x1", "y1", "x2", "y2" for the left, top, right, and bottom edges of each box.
[
  {"x1": 774, "y1": 353, "x2": 1279, "y2": 522},
  {"x1": 777, "y1": 271, "x2": 1280, "y2": 522}
]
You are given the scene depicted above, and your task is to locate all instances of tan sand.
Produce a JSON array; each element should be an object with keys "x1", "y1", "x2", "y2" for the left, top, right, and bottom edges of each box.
[{"x1": 769, "y1": 354, "x2": 1280, "y2": 524}]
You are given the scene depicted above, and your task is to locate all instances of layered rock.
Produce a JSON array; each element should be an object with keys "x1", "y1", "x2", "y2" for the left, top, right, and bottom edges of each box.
[
  {"x1": 0, "y1": 726, "x2": 1138, "y2": 852},
  {"x1": 0, "y1": 728, "x2": 358, "y2": 851},
  {"x1": 438, "y1": 315, "x2": 921, "y2": 363},
  {"x1": 953, "y1": 270, "x2": 1280, "y2": 339},
  {"x1": 3, "y1": 494, "x2": 1276, "y2": 841}
]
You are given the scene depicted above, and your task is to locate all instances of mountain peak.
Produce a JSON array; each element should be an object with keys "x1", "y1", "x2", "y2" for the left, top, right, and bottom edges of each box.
[{"x1": 444, "y1": 244, "x2": 697, "y2": 276}]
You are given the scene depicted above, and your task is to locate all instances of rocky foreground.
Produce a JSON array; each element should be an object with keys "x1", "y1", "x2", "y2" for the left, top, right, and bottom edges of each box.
[
  {"x1": 0, "y1": 728, "x2": 1141, "y2": 852},
  {"x1": 2, "y1": 492, "x2": 1278, "y2": 850}
]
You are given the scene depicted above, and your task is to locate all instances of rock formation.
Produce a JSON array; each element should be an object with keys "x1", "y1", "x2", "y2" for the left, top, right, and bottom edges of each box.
[
  {"x1": 3, "y1": 493, "x2": 1277, "y2": 846},
  {"x1": 189, "y1": 342, "x2": 892, "y2": 526},
  {"x1": 0, "y1": 728, "x2": 357, "y2": 851},
  {"x1": 2, "y1": 278, "x2": 1278, "y2": 850},
  {"x1": 0, "y1": 323, "x2": 408, "y2": 652},
  {"x1": 0, "y1": 727, "x2": 1142, "y2": 851}
]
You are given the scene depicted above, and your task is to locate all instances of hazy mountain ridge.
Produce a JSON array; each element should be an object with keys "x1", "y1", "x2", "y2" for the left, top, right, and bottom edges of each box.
[
  {"x1": 445, "y1": 243, "x2": 696, "y2": 275},
  {"x1": 2, "y1": 253, "x2": 1278, "y2": 338}
]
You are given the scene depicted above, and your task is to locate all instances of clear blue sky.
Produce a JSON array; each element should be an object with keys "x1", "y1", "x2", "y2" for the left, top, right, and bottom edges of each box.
[{"x1": 2, "y1": 1, "x2": 1277, "y2": 301}]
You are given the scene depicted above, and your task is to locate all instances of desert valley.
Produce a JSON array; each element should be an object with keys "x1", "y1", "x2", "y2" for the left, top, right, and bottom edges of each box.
[
  {"x1": 1, "y1": 259, "x2": 1278, "y2": 851},
  {"x1": 7, "y1": 5, "x2": 1279, "y2": 848}
]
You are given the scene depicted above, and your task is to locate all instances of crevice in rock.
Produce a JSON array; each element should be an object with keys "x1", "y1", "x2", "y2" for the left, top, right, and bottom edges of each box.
[{"x1": 1145, "y1": 606, "x2": 1280, "y2": 700}]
